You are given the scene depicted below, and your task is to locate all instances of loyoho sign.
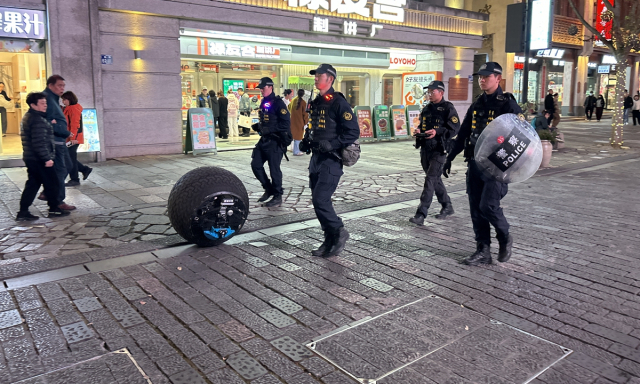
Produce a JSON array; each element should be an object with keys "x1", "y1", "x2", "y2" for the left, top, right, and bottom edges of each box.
[
  {"x1": 0, "y1": 8, "x2": 46, "y2": 40},
  {"x1": 389, "y1": 52, "x2": 416, "y2": 70}
]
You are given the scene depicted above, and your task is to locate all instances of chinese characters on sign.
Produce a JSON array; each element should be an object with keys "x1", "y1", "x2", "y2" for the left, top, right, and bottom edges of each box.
[
  {"x1": 402, "y1": 72, "x2": 441, "y2": 106},
  {"x1": 0, "y1": 8, "x2": 46, "y2": 40},
  {"x1": 208, "y1": 42, "x2": 281, "y2": 59},
  {"x1": 343, "y1": 21, "x2": 357, "y2": 35},
  {"x1": 312, "y1": 16, "x2": 383, "y2": 37},
  {"x1": 289, "y1": 0, "x2": 405, "y2": 23},
  {"x1": 313, "y1": 17, "x2": 329, "y2": 32},
  {"x1": 488, "y1": 131, "x2": 531, "y2": 172}
]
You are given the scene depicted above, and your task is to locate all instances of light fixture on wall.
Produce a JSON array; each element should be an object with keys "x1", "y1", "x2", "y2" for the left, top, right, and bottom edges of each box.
[{"x1": 134, "y1": 50, "x2": 142, "y2": 60}]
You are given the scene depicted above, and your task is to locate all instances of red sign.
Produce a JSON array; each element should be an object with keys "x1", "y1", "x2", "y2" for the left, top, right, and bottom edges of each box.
[
  {"x1": 595, "y1": 0, "x2": 614, "y2": 41},
  {"x1": 357, "y1": 109, "x2": 374, "y2": 138},
  {"x1": 497, "y1": 136, "x2": 505, "y2": 144}
]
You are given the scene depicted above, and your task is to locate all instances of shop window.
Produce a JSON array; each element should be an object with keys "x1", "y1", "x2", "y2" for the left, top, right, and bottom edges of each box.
[
  {"x1": 344, "y1": 51, "x2": 366, "y2": 58},
  {"x1": 367, "y1": 52, "x2": 387, "y2": 60},
  {"x1": 292, "y1": 46, "x2": 319, "y2": 55},
  {"x1": 321, "y1": 48, "x2": 342, "y2": 57}
]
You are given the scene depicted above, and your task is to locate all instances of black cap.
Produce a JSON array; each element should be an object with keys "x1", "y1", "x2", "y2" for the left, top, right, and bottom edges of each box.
[
  {"x1": 473, "y1": 62, "x2": 503, "y2": 76},
  {"x1": 257, "y1": 77, "x2": 274, "y2": 89},
  {"x1": 309, "y1": 64, "x2": 337, "y2": 77},
  {"x1": 424, "y1": 81, "x2": 445, "y2": 92}
]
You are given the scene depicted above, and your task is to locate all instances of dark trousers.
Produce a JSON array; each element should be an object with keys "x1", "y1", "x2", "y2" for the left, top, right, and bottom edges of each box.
[
  {"x1": 53, "y1": 144, "x2": 71, "y2": 203},
  {"x1": 218, "y1": 115, "x2": 228, "y2": 138},
  {"x1": 67, "y1": 144, "x2": 90, "y2": 182},
  {"x1": 416, "y1": 149, "x2": 450, "y2": 217},
  {"x1": 240, "y1": 111, "x2": 251, "y2": 134},
  {"x1": 467, "y1": 160, "x2": 509, "y2": 245},
  {"x1": 595, "y1": 107, "x2": 604, "y2": 121},
  {"x1": 251, "y1": 139, "x2": 284, "y2": 195},
  {"x1": 633, "y1": 110, "x2": 640, "y2": 126},
  {"x1": 585, "y1": 107, "x2": 594, "y2": 120},
  {"x1": 0, "y1": 107, "x2": 6, "y2": 135},
  {"x1": 309, "y1": 153, "x2": 343, "y2": 232},
  {"x1": 20, "y1": 160, "x2": 60, "y2": 211}
]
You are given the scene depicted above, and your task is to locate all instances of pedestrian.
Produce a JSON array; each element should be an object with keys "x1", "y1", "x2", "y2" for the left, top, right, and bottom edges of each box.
[
  {"x1": 551, "y1": 93, "x2": 561, "y2": 128},
  {"x1": 227, "y1": 89, "x2": 239, "y2": 140},
  {"x1": 443, "y1": 62, "x2": 521, "y2": 265},
  {"x1": 238, "y1": 88, "x2": 252, "y2": 137},
  {"x1": 632, "y1": 95, "x2": 640, "y2": 126},
  {"x1": 197, "y1": 88, "x2": 212, "y2": 109},
  {"x1": 623, "y1": 91, "x2": 633, "y2": 125},
  {"x1": 42, "y1": 75, "x2": 75, "y2": 211},
  {"x1": 595, "y1": 95, "x2": 605, "y2": 121},
  {"x1": 544, "y1": 89, "x2": 555, "y2": 125},
  {"x1": 61, "y1": 91, "x2": 92, "y2": 186},
  {"x1": 16, "y1": 92, "x2": 69, "y2": 220},
  {"x1": 250, "y1": 77, "x2": 290, "y2": 208},
  {"x1": 299, "y1": 64, "x2": 360, "y2": 257},
  {"x1": 0, "y1": 82, "x2": 12, "y2": 137},
  {"x1": 283, "y1": 89, "x2": 293, "y2": 107},
  {"x1": 288, "y1": 89, "x2": 308, "y2": 156},
  {"x1": 535, "y1": 111, "x2": 551, "y2": 131},
  {"x1": 409, "y1": 80, "x2": 460, "y2": 226},
  {"x1": 209, "y1": 90, "x2": 220, "y2": 127},
  {"x1": 584, "y1": 91, "x2": 596, "y2": 120},
  {"x1": 217, "y1": 90, "x2": 229, "y2": 139}
]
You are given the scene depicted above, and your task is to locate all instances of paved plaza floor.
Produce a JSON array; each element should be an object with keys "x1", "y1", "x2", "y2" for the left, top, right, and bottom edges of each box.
[{"x1": 0, "y1": 120, "x2": 639, "y2": 383}]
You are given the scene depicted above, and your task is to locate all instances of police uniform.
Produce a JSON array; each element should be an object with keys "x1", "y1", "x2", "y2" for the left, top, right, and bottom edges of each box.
[
  {"x1": 300, "y1": 64, "x2": 360, "y2": 257},
  {"x1": 410, "y1": 81, "x2": 460, "y2": 226},
  {"x1": 251, "y1": 77, "x2": 291, "y2": 208},
  {"x1": 446, "y1": 62, "x2": 521, "y2": 265}
]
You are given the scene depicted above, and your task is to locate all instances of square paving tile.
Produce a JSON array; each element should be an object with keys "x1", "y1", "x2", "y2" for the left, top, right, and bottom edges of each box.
[
  {"x1": 226, "y1": 350, "x2": 268, "y2": 380},
  {"x1": 307, "y1": 296, "x2": 571, "y2": 384},
  {"x1": 61, "y1": 321, "x2": 95, "y2": 344},
  {"x1": 359, "y1": 278, "x2": 393, "y2": 293},
  {"x1": 120, "y1": 287, "x2": 148, "y2": 301},
  {"x1": 112, "y1": 308, "x2": 146, "y2": 328},
  {"x1": 74, "y1": 297, "x2": 103, "y2": 312},
  {"x1": 258, "y1": 309, "x2": 296, "y2": 328},
  {"x1": 271, "y1": 336, "x2": 314, "y2": 361},
  {"x1": 269, "y1": 297, "x2": 303, "y2": 315},
  {"x1": 0, "y1": 309, "x2": 23, "y2": 329}
]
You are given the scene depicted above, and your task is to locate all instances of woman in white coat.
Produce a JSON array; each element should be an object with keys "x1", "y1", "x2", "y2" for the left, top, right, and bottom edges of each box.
[{"x1": 227, "y1": 89, "x2": 239, "y2": 140}]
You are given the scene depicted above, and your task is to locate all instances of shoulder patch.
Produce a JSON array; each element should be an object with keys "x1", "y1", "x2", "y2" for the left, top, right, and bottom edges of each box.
[
  {"x1": 281, "y1": 108, "x2": 288, "y2": 115},
  {"x1": 343, "y1": 112, "x2": 352, "y2": 121},
  {"x1": 503, "y1": 92, "x2": 516, "y2": 100},
  {"x1": 496, "y1": 95, "x2": 505, "y2": 101},
  {"x1": 451, "y1": 116, "x2": 459, "y2": 124}
]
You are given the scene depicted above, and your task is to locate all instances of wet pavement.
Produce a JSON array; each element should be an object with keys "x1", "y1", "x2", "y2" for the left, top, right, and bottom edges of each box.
[{"x1": 0, "y1": 120, "x2": 639, "y2": 383}]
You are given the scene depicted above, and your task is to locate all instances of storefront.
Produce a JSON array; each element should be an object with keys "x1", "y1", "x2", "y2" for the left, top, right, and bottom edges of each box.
[{"x1": 0, "y1": 6, "x2": 48, "y2": 163}]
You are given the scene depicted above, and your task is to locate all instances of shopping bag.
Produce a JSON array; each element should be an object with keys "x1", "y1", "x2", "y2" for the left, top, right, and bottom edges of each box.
[{"x1": 238, "y1": 115, "x2": 252, "y2": 128}]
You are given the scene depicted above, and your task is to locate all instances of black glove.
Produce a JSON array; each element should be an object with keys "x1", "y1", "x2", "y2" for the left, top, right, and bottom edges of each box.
[
  {"x1": 299, "y1": 140, "x2": 311, "y2": 154},
  {"x1": 318, "y1": 140, "x2": 333, "y2": 153},
  {"x1": 251, "y1": 123, "x2": 261, "y2": 132},
  {"x1": 443, "y1": 159, "x2": 452, "y2": 178}
]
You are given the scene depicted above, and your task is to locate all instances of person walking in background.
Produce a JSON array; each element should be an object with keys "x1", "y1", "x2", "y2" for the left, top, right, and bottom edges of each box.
[
  {"x1": 551, "y1": 93, "x2": 561, "y2": 128},
  {"x1": 217, "y1": 90, "x2": 228, "y2": 139},
  {"x1": 595, "y1": 95, "x2": 605, "y2": 122},
  {"x1": 197, "y1": 88, "x2": 212, "y2": 109},
  {"x1": 209, "y1": 89, "x2": 220, "y2": 128},
  {"x1": 17, "y1": 92, "x2": 69, "y2": 220},
  {"x1": 623, "y1": 91, "x2": 633, "y2": 125},
  {"x1": 0, "y1": 82, "x2": 12, "y2": 137},
  {"x1": 544, "y1": 89, "x2": 555, "y2": 125},
  {"x1": 288, "y1": 89, "x2": 308, "y2": 156},
  {"x1": 62, "y1": 91, "x2": 92, "y2": 186},
  {"x1": 238, "y1": 88, "x2": 252, "y2": 137},
  {"x1": 227, "y1": 89, "x2": 239, "y2": 140},
  {"x1": 42, "y1": 75, "x2": 75, "y2": 212},
  {"x1": 584, "y1": 91, "x2": 596, "y2": 121},
  {"x1": 632, "y1": 95, "x2": 640, "y2": 126},
  {"x1": 283, "y1": 89, "x2": 293, "y2": 107}
]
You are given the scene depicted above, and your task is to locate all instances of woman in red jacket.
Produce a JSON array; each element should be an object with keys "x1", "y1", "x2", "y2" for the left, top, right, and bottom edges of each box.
[{"x1": 62, "y1": 91, "x2": 92, "y2": 186}]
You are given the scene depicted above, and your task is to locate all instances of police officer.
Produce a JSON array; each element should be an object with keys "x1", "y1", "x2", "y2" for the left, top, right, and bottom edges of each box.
[
  {"x1": 444, "y1": 62, "x2": 521, "y2": 266},
  {"x1": 300, "y1": 64, "x2": 359, "y2": 257},
  {"x1": 409, "y1": 80, "x2": 460, "y2": 226},
  {"x1": 251, "y1": 77, "x2": 290, "y2": 208}
]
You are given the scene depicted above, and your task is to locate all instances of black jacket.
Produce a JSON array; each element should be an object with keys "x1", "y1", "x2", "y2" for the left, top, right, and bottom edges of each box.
[
  {"x1": 584, "y1": 95, "x2": 596, "y2": 108},
  {"x1": 544, "y1": 94, "x2": 555, "y2": 112},
  {"x1": 209, "y1": 91, "x2": 220, "y2": 117},
  {"x1": 218, "y1": 96, "x2": 228, "y2": 117},
  {"x1": 21, "y1": 108, "x2": 55, "y2": 163},
  {"x1": 624, "y1": 96, "x2": 634, "y2": 109}
]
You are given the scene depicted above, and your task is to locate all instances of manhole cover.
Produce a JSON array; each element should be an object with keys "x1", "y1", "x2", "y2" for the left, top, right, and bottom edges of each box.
[
  {"x1": 307, "y1": 296, "x2": 571, "y2": 384},
  {"x1": 269, "y1": 297, "x2": 303, "y2": 315},
  {"x1": 0, "y1": 309, "x2": 22, "y2": 329},
  {"x1": 258, "y1": 309, "x2": 296, "y2": 328},
  {"x1": 226, "y1": 350, "x2": 268, "y2": 379},
  {"x1": 271, "y1": 336, "x2": 314, "y2": 361},
  {"x1": 61, "y1": 321, "x2": 95, "y2": 344},
  {"x1": 74, "y1": 297, "x2": 103, "y2": 313}
]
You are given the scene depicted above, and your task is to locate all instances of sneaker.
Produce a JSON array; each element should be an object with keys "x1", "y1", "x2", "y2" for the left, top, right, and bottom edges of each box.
[
  {"x1": 58, "y1": 203, "x2": 77, "y2": 211},
  {"x1": 38, "y1": 192, "x2": 47, "y2": 201},
  {"x1": 265, "y1": 194, "x2": 282, "y2": 208},
  {"x1": 48, "y1": 208, "x2": 70, "y2": 217},
  {"x1": 409, "y1": 215, "x2": 425, "y2": 226},
  {"x1": 16, "y1": 211, "x2": 39, "y2": 221},
  {"x1": 65, "y1": 180, "x2": 80, "y2": 187},
  {"x1": 82, "y1": 167, "x2": 93, "y2": 180}
]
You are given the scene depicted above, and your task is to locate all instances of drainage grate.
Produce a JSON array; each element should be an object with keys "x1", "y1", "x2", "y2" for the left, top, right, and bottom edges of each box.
[
  {"x1": 269, "y1": 297, "x2": 303, "y2": 315},
  {"x1": 112, "y1": 308, "x2": 146, "y2": 328},
  {"x1": 279, "y1": 263, "x2": 302, "y2": 272},
  {"x1": 271, "y1": 336, "x2": 314, "y2": 361},
  {"x1": 74, "y1": 297, "x2": 103, "y2": 312},
  {"x1": 226, "y1": 350, "x2": 268, "y2": 380},
  {"x1": 0, "y1": 309, "x2": 22, "y2": 330},
  {"x1": 61, "y1": 321, "x2": 95, "y2": 344},
  {"x1": 169, "y1": 368, "x2": 207, "y2": 384},
  {"x1": 120, "y1": 287, "x2": 148, "y2": 301},
  {"x1": 245, "y1": 256, "x2": 270, "y2": 268},
  {"x1": 259, "y1": 309, "x2": 296, "y2": 328},
  {"x1": 359, "y1": 278, "x2": 394, "y2": 293},
  {"x1": 307, "y1": 296, "x2": 571, "y2": 384}
]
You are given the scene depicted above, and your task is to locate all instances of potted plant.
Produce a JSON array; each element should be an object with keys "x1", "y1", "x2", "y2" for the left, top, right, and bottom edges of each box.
[{"x1": 537, "y1": 129, "x2": 556, "y2": 168}]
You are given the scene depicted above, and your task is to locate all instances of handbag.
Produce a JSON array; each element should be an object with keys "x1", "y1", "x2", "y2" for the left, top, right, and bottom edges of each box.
[{"x1": 238, "y1": 115, "x2": 252, "y2": 128}]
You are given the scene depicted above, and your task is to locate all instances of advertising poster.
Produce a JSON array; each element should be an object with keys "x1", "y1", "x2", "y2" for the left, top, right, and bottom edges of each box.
[
  {"x1": 391, "y1": 107, "x2": 407, "y2": 137},
  {"x1": 78, "y1": 109, "x2": 101, "y2": 153},
  {"x1": 373, "y1": 106, "x2": 391, "y2": 138},
  {"x1": 223, "y1": 79, "x2": 245, "y2": 95},
  {"x1": 190, "y1": 110, "x2": 216, "y2": 151},
  {"x1": 402, "y1": 72, "x2": 442, "y2": 106},
  {"x1": 355, "y1": 107, "x2": 373, "y2": 139},
  {"x1": 407, "y1": 109, "x2": 421, "y2": 134}
]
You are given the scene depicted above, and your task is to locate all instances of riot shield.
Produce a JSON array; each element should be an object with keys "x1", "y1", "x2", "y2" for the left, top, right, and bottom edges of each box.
[{"x1": 474, "y1": 114, "x2": 542, "y2": 184}]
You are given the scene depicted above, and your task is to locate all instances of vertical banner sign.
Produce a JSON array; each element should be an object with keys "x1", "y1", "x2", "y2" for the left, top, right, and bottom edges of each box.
[
  {"x1": 402, "y1": 72, "x2": 442, "y2": 106},
  {"x1": 354, "y1": 106, "x2": 374, "y2": 139},
  {"x1": 406, "y1": 106, "x2": 421, "y2": 134},
  {"x1": 373, "y1": 105, "x2": 392, "y2": 139},
  {"x1": 595, "y1": 0, "x2": 614, "y2": 41},
  {"x1": 391, "y1": 106, "x2": 408, "y2": 137},
  {"x1": 185, "y1": 108, "x2": 217, "y2": 155},
  {"x1": 78, "y1": 109, "x2": 101, "y2": 153},
  {"x1": 529, "y1": 0, "x2": 554, "y2": 50}
]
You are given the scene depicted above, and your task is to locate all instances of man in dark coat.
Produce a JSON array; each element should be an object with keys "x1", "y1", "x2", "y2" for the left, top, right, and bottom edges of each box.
[
  {"x1": 583, "y1": 91, "x2": 596, "y2": 120},
  {"x1": 217, "y1": 91, "x2": 228, "y2": 139},
  {"x1": 209, "y1": 90, "x2": 220, "y2": 127},
  {"x1": 544, "y1": 89, "x2": 555, "y2": 125}
]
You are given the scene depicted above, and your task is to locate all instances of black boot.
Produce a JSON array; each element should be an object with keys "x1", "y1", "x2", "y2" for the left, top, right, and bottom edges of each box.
[
  {"x1": 435, "y1": 203, "x2": 454, "y2": 219},
  {"x1": 498, "y1": 234, "x2": 513, "y2": 263},
  {"x1": 324, "y1": 227, "x2": 349, "y2": 257},
  {"x1": 462, "y1": 242, "x2": 492, "y2": 266},
  {"x1": 409, "y1": 215, "x2": 425, "y2": 226},
  {"x1": 312, "y1": 231, "x2": 333, "y2": 257},
  {"x1": 265, "y1": 194, "x2": 282, "y2": 207},
  {"x1": 258, "y1": 190, "x2": 273, "y2": 202}
]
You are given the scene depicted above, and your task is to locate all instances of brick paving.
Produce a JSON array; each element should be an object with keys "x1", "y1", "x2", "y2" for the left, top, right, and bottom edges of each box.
[{"x1": 0, "y1": 121, "x2": 639, "y2": 383}]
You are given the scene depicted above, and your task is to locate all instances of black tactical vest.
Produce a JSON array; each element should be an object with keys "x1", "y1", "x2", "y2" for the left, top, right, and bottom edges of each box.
[
  {"x1": 464, "y1": 94, "x2": 511, "y2": 158},
  {"x1": 420, "y1": 103, "x2": 448, "y2": 151},
  {"x1": 309, "y1": 93, "x2": 338, "y2": 143},
  {"x1": 259, "y1": 95, "x2": 280, "y2": 132}
]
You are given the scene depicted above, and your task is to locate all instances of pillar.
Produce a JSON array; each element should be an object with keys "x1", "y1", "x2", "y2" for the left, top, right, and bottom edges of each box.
[
  {"x1": 574, "y1": 56, "x2": 589, "y2": 116},
  {"x1": 629, "y1": 57, "x2": 639, "y2": 95},
  {"x1": 443, "y1": 47, "x2": 476, "y2": 113},
  {"x1": 562, "y1": 61, "x2": 573, "y2": 115}
]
